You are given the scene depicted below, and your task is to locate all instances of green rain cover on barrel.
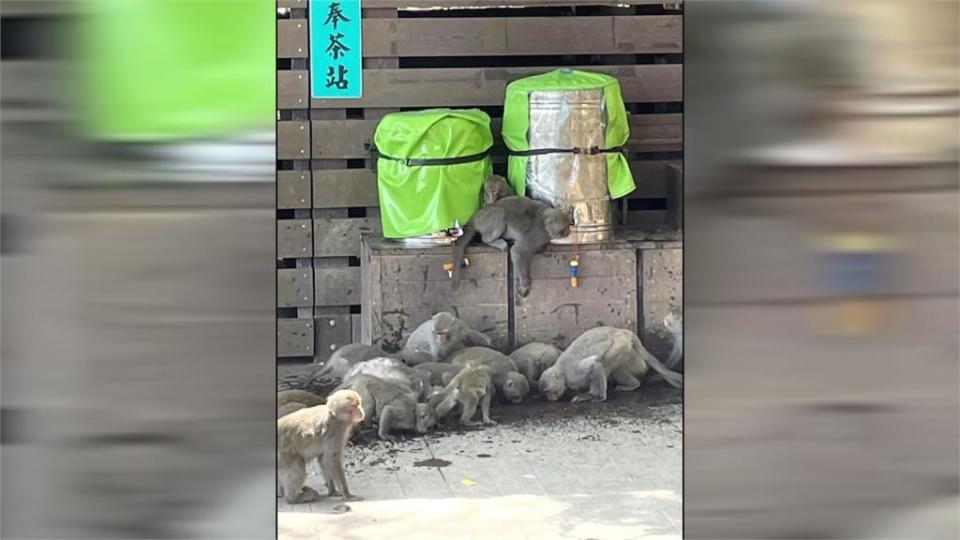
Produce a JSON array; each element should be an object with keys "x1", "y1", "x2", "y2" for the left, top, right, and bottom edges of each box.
[
  {"x1": 501, "y1": 69, "x2": 635, "y2": 198},
  {"x1": 375, "y1": 109, "x2": 493, "y2": 238}
]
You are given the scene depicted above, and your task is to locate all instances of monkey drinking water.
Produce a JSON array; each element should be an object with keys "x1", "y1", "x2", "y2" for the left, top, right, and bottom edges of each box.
[
  {"x1": 337, "y1": 374, "x2": 437, "y2": 439},
  {"x1": 449, "y1": 346, "x2": 530, "y2": 403},
  {"x1": 451, "y1": 196, "x2": 571, "y2": 297},
  {"x1": 277, "y1": 389, "x2": 364, "y2": 504},
  {"x1": 429, "y1": 365, "x2": 496, "y2": 427},
  {"x1": 538, "y1": 327, "x2": 682, "y2": 403}
]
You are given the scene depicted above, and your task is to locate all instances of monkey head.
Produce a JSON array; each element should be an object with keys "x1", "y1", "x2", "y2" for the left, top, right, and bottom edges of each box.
[
  {"x1": 483, "y1": 174, "x2": 513, "y2": 204},
  {"x1": 543, "y1": 208, "x2": 573, "y2": 239},
  {"x1": 327, "y1": 390, "x2": 365, "y2": 423},
  {"x1": 663, "y1": 312, "x2": 682, "y2": 334},
  {"x1": 431, "y1": 312, "x2": 457, "y2": 346},
  {"x1": 538, "y1": 367, "x2": 565, "y2": 401},
  {"x1": 414, "y1": 403, "x2": 438, "y2": 434},
  {"x1": 503, "y1": 372, "x2": 531, "y2": 404}
]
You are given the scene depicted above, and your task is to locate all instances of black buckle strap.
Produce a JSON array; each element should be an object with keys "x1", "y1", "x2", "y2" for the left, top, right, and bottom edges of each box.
[
  {"x1": 509, "y1": 145, "x2": 624, "y2": 157},
  {"x1": 365, "y1": 143, "x2": 491, "y2": 167}
]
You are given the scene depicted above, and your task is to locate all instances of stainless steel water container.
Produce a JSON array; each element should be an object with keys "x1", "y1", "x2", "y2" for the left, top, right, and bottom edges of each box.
[{"x1": 526, "y1": 88, "x2": 613, "y2": 243}]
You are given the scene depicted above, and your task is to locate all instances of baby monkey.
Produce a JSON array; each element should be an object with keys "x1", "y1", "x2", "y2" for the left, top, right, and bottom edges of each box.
[
  {"x1": 430, "y1": 365, "x2": 496, "y2": 427},
  {"x1": 452, "y1": 196, "x2": 571, "y2": 297}
]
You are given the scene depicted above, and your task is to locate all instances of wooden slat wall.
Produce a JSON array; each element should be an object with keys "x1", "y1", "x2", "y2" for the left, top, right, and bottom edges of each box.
[{"x1": 277, "y1": 1, "x2": 683, "y2": 361}]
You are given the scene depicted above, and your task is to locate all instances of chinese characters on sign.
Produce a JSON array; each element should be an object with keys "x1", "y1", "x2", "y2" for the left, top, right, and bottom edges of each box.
[{"x1": 310, "y1": 0, "x2": 362, "y2": 98}]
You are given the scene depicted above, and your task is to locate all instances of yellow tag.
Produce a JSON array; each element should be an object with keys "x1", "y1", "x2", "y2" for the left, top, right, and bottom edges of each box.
[{"x1": 461, "y1": 477, "x2": 477, "y2": 486}]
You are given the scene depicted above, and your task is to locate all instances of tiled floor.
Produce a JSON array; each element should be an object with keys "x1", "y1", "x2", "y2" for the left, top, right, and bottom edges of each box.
[{"x1": 278, "y1": 385, "x2": 682, "y2": 540}]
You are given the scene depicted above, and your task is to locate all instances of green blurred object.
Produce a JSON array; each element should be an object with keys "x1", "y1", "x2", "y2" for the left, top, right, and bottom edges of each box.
[
  {"x1": 374, "y1": 109, "x2": 493, "y2": 239},
  {"x1": 81, "y1": 0, "x2": 274, "y2": 140},
  {"x1": 502, "y1": 69, "x2": 635, "y2": 198}
]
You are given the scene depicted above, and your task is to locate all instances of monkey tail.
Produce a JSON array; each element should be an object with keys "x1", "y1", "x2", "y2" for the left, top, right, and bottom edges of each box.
[
  {"x1": 642, "y1": 348, "x2": 683, "y2": 388},
  {"x1": 451, "y1": 222, "x2": 477, "y2": 290}
]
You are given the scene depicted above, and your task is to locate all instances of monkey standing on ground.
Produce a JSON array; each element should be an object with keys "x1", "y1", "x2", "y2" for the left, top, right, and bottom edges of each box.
[
  {"x1": 483, "y1": 174, "x2": 515, "y2": 204},
  {"x1": 449, "y1": 346, "x2": 530, "y2": 403},
  {"x1": 413, "y1": 362, "x2": 463, "y2": 387},
  {"x1": 277, "y1": 390, "x2": 364, "y2": 504},
  {"x1": 451, "y1": 196, "x2": 572, "y2": 297},
  {"x1": 539, "y1": 327, "x2": 683, "y2": 403},
  {"x1": 429, "y1": 365, "x2": 496, "y2": 427},
  {"x1": 509, "y1": 342, "x2": 562, "y2": 388},
  {"x1": 402, "y1": 312, "x2": 492, "y2": 362},
  {"x1": 663, "y1": 312, "x2": 683, "y2": 371},
  {"x1": 336, "y1": 374, "x2": 437, "y2": 439}
]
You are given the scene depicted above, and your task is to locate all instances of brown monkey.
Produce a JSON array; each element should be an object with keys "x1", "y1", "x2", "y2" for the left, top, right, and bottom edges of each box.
[
  {"x1": 538, "y1": 327, "x2": 682, "y2": 403},
  {"x1": 483, "y1": 174, "x2": 515, "y2": 204},
  {"x1": 449, "y1": 347, "x2": 530, "y2": 404},
  {"x1": 277, "y1": 389, "x2": 364, "y2": 504},
  {"x1": 413, "y1": 362, "x2": 463, "y2": 387},
  {"x1": 429, "y1": 366, "x2": 496, "y2": 426},
  {"x1": 312, "y1": 343, "x2": 386, "y2": 380},
  {"x1": 342, "y1": 357, "x2": 430, "y2": 400},
  {"x1": 277, "y1": 402, "x2": 308, "y2": 418},
  {"x1": 509, "y1": 342, "x2": 562, "y2": 388},
  {"x1": 278, "y1": 389, "x2": 325, "y2": 408},
  {"x1": 663, "y1": 312, "x2": 683, "y2": 371},
  {"x1": 337, "y1": 374, "x2": 437, "y2": 439},
  {"x1": 402, "y1": 312, "x2": 492, "y2": 361},
  {"x1": 451, "y1": 196, "x2": 572, "y2": 297}
]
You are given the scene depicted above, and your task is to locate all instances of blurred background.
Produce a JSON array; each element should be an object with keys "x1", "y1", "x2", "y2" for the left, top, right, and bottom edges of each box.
[
  {"x1": 1, "y1": 0, "x2": 276, "y2": 538},
  {"x1": 0, "y1": 0, "x2": 957, "y2": 539},
  {"x1": 684, "y1": 0, "x2": 958, "y2": 538}
]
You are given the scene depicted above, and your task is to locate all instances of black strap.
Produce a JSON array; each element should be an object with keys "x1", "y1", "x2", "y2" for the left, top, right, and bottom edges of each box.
[
  {"x1": 509, "y1": 145, "x2": 624, "y2": 157},
  {"x1": 372, "y1": 147, "x2": 491, "y2": 167}
]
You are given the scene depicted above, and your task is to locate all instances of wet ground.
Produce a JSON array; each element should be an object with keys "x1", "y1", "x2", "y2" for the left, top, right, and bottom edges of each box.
[{"x1": 278, "y1": 377, "x2": 682, "y2": 540}]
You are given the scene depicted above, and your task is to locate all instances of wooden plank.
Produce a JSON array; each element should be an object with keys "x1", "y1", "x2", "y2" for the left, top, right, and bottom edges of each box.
[
  {"x1": 278, "y1": 318, "x2": 314, "y2": 357},
  {"x1": 278, "y1": 268, "x2": 313, "y2": 307},
  {"x1": 626, "y1": 160, "x2": 679, "y2": 199},
  {"x1": 362, "y1": 16, "x2": 681, "y2": 57},
  {"x1": 311, "y1": 170, "x2": 379, "y2": 208},
  {"x1": 514, "y1": 242, "x2": 638, "y2": 349},
  {"x1": 313, "y1": 218, "x2": 381, "y2": 257},
  {"x1": 310, "y1": 114, "x2": 682, "y2": 159},
  {"x1": 314, "y1": 267, "x2": 362, "y2": 306},
  {"x1": 315, "y1": 314, "x2": 353, "y2": 359},
  {"x1": 640, "y1": 248, "x2": 682, "y2": 359},
  {"x1": 277, "y1": 19, "x2": 308, "y2": 58},
  {"x1": 277, "y1": 121, "x2": 310, "y2": 159},
  {"x1": 361, "y1": 238, "x2": 509, "y2": 351},
  {"x1": 312, "y1": 65, "x2": 682, "y2": 108},
  {"x1": 277, "y1": 171, "x2": 311, "y2": 209},
  {"x1": 361, "y1": 0, "x2": 679, "y2": 7},
  {"x1": 278, "y1": 70, "x2": 309, "y2": 109},
  {"x1": 278, "y1": 219, "x2": 312, "y2": 259}
]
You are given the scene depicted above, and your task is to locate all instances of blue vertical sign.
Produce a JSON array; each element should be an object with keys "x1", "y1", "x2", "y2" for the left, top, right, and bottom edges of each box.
[{"x1": 309, "y1": 0, "x2": 362, "y2": 99}]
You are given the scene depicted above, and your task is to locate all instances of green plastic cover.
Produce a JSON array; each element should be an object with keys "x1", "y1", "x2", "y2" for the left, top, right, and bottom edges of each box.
[
  {"x1": 501, "y1": 69, "x2": 635, "y2": 198},
  {"x1": 80, "y1": 0, "x2": 274, "y2": 140},
  {"x1": 375, "y1": 109, "x2": 493, "y2": 238}
]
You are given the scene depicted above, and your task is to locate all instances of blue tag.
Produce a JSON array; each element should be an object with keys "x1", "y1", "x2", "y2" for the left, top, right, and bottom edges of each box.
[{"x1": 309, "y1": 0, "x2": 362, "y2": 99}]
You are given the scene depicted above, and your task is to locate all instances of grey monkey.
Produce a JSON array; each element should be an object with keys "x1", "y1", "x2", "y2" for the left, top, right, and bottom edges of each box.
[
  {"x1": 413, "y1": 362, "x2": 463, "y2": 387},
  {"x1": 278, "y1": 389, "x2": 325, "y2": 407},
  {"x1": 312, "y1": 343, "x2": 385, "y2": 381},
  {"x1": 401, "y1": 312, "x2": 492, "y2": 361},
  {"x1": 483, "y1": 174, "x2": 515, "y2": 204},
  {"x1": 429, "y1": 366, "x2": 496, "y2": 427},
  {"x1": 509, "y1": 342, "x2": 562, "y2": 388},
  {"x1": 342, "y1": 357, "x2": 431, "y2": 400},
  {"x1": 663, "y1": 312, "x2": 683, "y2": 371},
  {"x1": 336, "y1": 374, "x2": 437, "y2": 439},
  {"x1": 449, "y1": 346, "x2": 530, "y2": 404},
  {"x1": 451, "y1": 196, "x2": 572, "y2": 297},
  {"x1": 277, "y1": 402, "x2": 308, "y2": 418},
  {"x1": 538, "y1": 327, "x2": 683, "y2": 403},
  {"x1": 277, "y1": 390, "x2": 364, "y2": 503}
]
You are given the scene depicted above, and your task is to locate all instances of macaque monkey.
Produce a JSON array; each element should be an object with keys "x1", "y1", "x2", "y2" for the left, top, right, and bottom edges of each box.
[
  {"x1": 402, "y1": 312, "x2": 492, "y2": 361},
  {"x1": 278, "y1": 402, "x2": 308, "y2": 418},
  {"x1": 483, "y1": 174, "x2": 515, "y2": 204},
  {"x1": 277, "y1": 389, "x2": 325, "y2": 418},
  {"x1": 449, "y1": 347, "x2": 530, "y2": 404},
  {"x1": 451, "y1": 196, "x2": 572, "y2": 297},
  {"x1": 413, "y1": 362, "x2": 463, "y2": 387},
  {"x1": 342, "y1": 357, "x2": 430, "y2": 400},
  {"x1": 312, "y1": 343, "x2": 385, "y2": 380},
  {"x1": 429, "y1": 366, "x2": 496, "y2": 427},
  {"x1": 539, "y1": 327, "x2": 682, "y2": 403},
  {"x1": 509, "y1": 342, "x2": 562, "y2": 388},
  {"x1": 663, "y1": 312, "x2": 683, "y2": 371},
  {"x1": 277, "y1": 390, "x2": 364, "y2": 504},
  {"x1": 337, "y1": 374, "x2": 437, "y2": 439}
]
